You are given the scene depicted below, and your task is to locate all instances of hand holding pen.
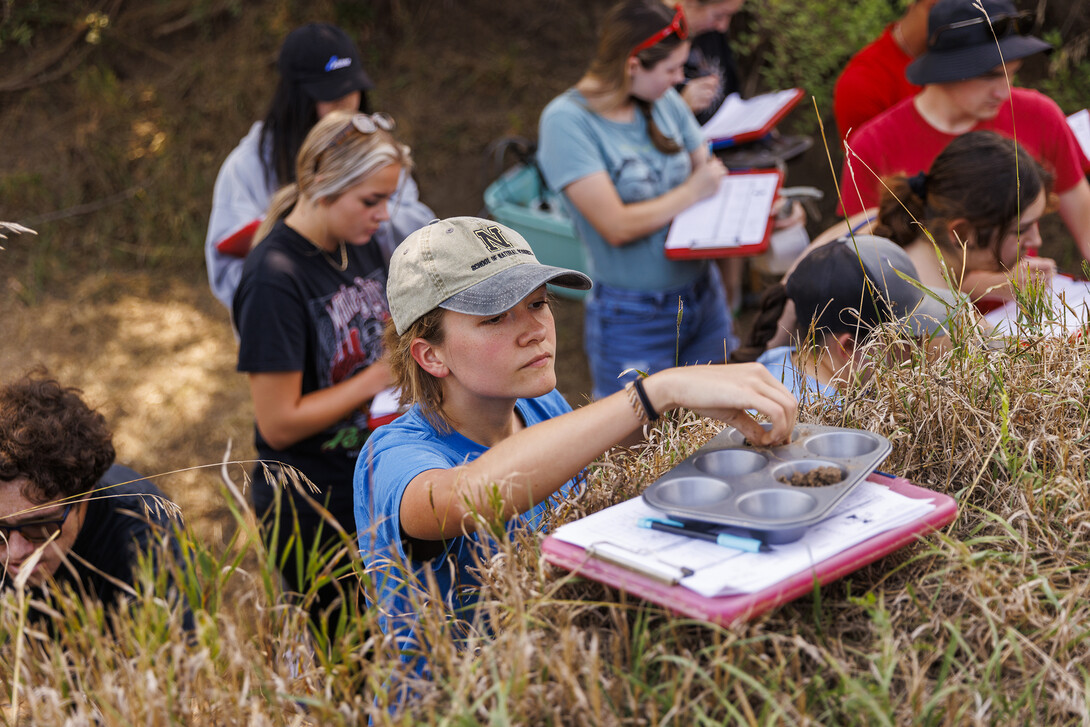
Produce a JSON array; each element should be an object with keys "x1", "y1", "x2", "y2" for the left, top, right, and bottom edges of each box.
[{"x1": 681, "y1": 72, "x2": 721, "y2": 115}]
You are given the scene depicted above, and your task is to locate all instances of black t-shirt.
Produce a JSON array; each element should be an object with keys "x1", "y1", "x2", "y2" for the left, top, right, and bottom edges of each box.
[
  {"x1": 233, "y1": 221, "x2": 390, "y2": 525},
  {"x1": 683, "y1": 31, "x2": 743, "y2": 126},
  {"x1": 5, "y1": 464, "x2": 192, "y2": 631},
  {"x1": 60, "y1": 464, "x2": 186, "y2": 606}
]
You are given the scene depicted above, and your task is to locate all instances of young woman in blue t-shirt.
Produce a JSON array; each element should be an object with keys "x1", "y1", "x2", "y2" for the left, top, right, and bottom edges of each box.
[
  {"x1": 538, "y1": 0, "x2": 734, "y2": 399},
  {"x1": 354, "y1": 216, "x2": 796, "y2": 651}
]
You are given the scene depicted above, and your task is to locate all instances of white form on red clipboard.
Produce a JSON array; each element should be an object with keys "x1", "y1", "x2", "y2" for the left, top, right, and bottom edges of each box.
[
  {"x1": 702, "y1": 88, "x2": 804, "y2": 149},
  {"x1": 664, "y1": 169, "x2": 782, "y2": 260}
]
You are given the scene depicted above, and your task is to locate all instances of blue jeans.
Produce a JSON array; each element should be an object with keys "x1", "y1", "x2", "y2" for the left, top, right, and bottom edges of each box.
[{"x1": 584, "y1": 268, "x2": 738, "y2": 399}]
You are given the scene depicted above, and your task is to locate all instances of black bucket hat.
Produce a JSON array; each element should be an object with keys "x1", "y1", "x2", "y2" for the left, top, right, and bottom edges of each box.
[{"x1": 905, "y1": 0, "x2": 1051, "y2": 85}]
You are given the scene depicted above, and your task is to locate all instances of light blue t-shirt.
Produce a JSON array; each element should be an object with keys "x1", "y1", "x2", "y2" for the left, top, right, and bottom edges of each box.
[
  {"x1": 757, "y1": 345, "x2": 841, "y2": 405},
  {"x1": 537, "y1": 87, "x2": 709, "y2": 291},
  {"x1": 354, "y1": 390, "x2": 578, "y2": 643}
]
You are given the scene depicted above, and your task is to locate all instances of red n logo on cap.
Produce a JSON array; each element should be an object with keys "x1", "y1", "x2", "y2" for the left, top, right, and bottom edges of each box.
[{"x1": 474, "y1": 225, "x2": 514, "y2": 253}]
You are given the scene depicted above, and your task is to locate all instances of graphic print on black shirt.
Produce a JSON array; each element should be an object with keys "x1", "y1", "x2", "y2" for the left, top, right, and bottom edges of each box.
[{"x1": 310, "y1": 270, "x2": 390, "y2": 454}]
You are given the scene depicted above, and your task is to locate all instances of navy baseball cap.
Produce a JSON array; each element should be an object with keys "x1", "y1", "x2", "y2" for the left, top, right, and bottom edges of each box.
[
  {"x1": 278, "y1": 23, "x2": 374, "y2": 102},
  {"x1": 786, "y1": 236, "x2": 948, "y2": 338}
]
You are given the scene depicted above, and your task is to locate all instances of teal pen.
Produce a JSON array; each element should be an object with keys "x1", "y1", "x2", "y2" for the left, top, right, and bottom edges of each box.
[{"x1": 637, "y1": 517, "x2": 770, "y2": 553}]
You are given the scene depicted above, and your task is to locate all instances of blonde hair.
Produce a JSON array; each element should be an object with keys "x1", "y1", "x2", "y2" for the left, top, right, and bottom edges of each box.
[
  {"x1": 383, "y1": 310, "x2": 450, "y2": 432},
  {"x1": 253, "y1": 110, "x2": 413, "y2": 246}
]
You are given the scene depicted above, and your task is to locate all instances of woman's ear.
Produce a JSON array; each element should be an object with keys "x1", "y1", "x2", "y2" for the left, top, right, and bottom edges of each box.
[
  {"x1": 314, "y1": 193, "x2": 338, "y2": 209},
  {"x1": 834, "y1": 332, "x2": 857, "y2": 359},
  {"x1": 625, "y1": 55, "x2": 641, "y2": 80},
  {"x1": 946, "y1": 218, "x2": 976, "y2": 249},
  {"x1": 410, "y1": 338, "x2": 449, "y2": 378}
]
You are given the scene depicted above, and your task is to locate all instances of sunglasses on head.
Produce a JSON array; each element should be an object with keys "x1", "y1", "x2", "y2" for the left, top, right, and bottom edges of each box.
[
  {"x1": 928, "y1": 11, "x2": 1034, "y2": 49},
  {"x1": 0, "y1": 503, "x2": 73, "y2": 544},
  {"x1": 630, "y1": 5, "x2": 688, "y2": 59},
  {"x1": 314, "y1": 112, "x2": 396, "y2": 171}
]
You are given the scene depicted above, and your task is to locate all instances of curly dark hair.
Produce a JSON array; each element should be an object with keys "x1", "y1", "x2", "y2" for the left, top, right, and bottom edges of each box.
[{"x1": 0, "y1": 370, "x2": 115, "y2": 501}]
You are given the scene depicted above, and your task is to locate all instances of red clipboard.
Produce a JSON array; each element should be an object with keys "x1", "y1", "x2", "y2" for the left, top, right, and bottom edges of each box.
[
  {"x1": 664, "y1": 168, "x2": 783, "y2": 260},
  {"x1": 541, "y1": 473, "x2": 956, "y2": 626},
  {"x1": 705, "y1": 88, "x2": 805, "y2": 149}
]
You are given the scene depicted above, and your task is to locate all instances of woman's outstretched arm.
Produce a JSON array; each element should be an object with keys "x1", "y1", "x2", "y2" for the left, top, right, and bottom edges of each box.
[{"x1": 397, "y1": 363, "x2": 796, "y2": 540}]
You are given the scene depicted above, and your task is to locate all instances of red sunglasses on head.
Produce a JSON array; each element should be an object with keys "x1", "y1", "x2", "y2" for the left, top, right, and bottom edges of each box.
[{"x1": 630, "y1": 5, "x2": 688, "y2": 58}]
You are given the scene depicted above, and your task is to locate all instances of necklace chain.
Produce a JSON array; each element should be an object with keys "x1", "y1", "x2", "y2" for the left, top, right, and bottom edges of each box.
[{"x1": 310, "y1": 239, "x2": 348, "y2": 271}]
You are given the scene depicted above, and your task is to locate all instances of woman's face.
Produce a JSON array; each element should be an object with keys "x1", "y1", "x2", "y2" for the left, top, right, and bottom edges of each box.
[
  {"x1": 628, "y1": 42, "x2": 690, "y2": 103},
  {"x1": 996, "y1": 190, "x2": 1046, "y2": 269},
  {"x1": 320, "y1": 163, "x2": 401, "y2": 245},
  {"x1": 315, "y1": 91, "x2": 362, "y2": 119},
  {"x1": 684, "y1": 0, "x2": 744, "y2": 35},
  {"x1": 963, "y1": 189, "x2": 1046, "y2": 271},
  {"x1": 432, "y1": 286, "x2": 557, "y2": 404}
]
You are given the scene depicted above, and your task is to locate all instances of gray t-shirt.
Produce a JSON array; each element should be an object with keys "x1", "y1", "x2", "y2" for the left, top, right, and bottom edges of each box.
[{"x1": 537, "y1": 88, "x2": 708, "y2": 291}]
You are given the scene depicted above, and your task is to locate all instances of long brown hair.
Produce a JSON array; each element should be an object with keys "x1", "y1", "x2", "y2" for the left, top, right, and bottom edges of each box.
[
  {"x1": 874, "y1": 131, "x2": 1051, "y2": 267},
  {"x1": 581, "y1": 0, "x2": 687, "y2": 154}
]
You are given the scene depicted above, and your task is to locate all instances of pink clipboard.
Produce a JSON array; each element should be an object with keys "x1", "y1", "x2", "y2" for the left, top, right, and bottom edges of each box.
[{"x1": 541, "y1": 473, "x2": 957, "y2": 626}]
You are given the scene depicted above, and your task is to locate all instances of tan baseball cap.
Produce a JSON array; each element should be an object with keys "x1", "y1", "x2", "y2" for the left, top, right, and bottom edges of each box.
[{"x1": 387, "y1": 217, "x2": 592, "y2": 335}]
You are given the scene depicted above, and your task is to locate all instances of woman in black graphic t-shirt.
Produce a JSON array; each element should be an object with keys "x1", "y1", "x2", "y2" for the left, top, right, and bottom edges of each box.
[{"x1": 234, "y1": 110, "x2": 412, "y2": 630}]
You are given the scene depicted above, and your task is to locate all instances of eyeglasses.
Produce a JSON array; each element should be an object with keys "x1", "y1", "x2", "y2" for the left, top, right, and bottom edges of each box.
[
  {"x1": 0, "y1": 503, "x2": 73, "y2": 544},
  {"x1": 928, "y1": 12, "x2": 1034, "y2": 49},
  {"x1": 630, "y1": 5, "x2": 688, "y2": 58},
  {"x1": 314, "y1": 112, "x2": 396, "y2": 171}
]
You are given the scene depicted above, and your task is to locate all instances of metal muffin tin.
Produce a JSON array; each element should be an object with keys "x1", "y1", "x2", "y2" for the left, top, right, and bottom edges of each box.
[{"x1": 642, "y1": 423, "x2": 891, "y2": 544}]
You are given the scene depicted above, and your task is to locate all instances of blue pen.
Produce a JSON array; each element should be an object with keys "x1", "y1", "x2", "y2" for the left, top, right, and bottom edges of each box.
[{"x1": 637, "y1": 517, "x2": 770, "y2": 553}]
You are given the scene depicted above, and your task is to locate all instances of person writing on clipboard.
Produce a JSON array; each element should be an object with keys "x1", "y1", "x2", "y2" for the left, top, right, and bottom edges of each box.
[
  {"x1": 669, "y1": 0, "x2": 811, "y2": 304},
  {"x1": 537, "y1": 0, "x2": 737, "y2": 399},
  {"x1": 672, "y1": 0, "x2": 745, "y2": 124}
]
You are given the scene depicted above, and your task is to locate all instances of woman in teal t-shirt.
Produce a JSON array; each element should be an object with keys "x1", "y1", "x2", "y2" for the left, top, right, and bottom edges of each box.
[{"x1": 538, "y1": 0, "x2": 735, "y2": 399}]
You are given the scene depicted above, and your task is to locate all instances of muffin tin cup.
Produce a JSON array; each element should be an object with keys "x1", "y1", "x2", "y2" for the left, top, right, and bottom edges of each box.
[{"x1": 642, "y1": 424, "x2": 891, "y2": 544}]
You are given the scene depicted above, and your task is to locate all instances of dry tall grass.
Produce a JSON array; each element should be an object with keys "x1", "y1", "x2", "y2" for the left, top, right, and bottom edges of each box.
[{"x1": 3, "y1": 290, "x2": 1090, "y2": 725}]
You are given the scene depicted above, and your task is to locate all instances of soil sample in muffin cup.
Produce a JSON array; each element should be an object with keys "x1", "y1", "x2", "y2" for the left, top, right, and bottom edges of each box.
[{"x1": 778, "y1": 466, "x2": 843, "y2": 487}]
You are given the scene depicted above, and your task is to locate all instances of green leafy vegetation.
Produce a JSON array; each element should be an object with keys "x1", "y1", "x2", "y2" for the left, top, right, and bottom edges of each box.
[
  {"x1": 735, "y1": 0, "x2": 897, "y2": 123},
  {"x1": 1037, "y1": 29, "x2": 1090, "y2": 114}
]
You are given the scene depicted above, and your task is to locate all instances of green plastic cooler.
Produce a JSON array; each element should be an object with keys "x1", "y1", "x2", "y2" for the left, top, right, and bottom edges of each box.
[{"x1": 483, "y1": 163, "x2": 589, "y2": 300}]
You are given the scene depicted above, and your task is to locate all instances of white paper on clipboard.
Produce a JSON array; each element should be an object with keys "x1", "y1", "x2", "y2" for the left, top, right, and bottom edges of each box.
[
  {"x1": 1067, "y1": 109, "x2": 1090, "y2": 160},
  {"x1": 701, "y1": 89, "x2": 800, "y2": 144},
  {"x1": 665, "y1": 172, "x2": 779, "y2": 251}
]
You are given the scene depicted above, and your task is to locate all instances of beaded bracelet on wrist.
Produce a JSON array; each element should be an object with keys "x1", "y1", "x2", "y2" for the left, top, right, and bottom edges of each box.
[{"x1": 625, "y1": 381, "x2": 650, "y2": 426}]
